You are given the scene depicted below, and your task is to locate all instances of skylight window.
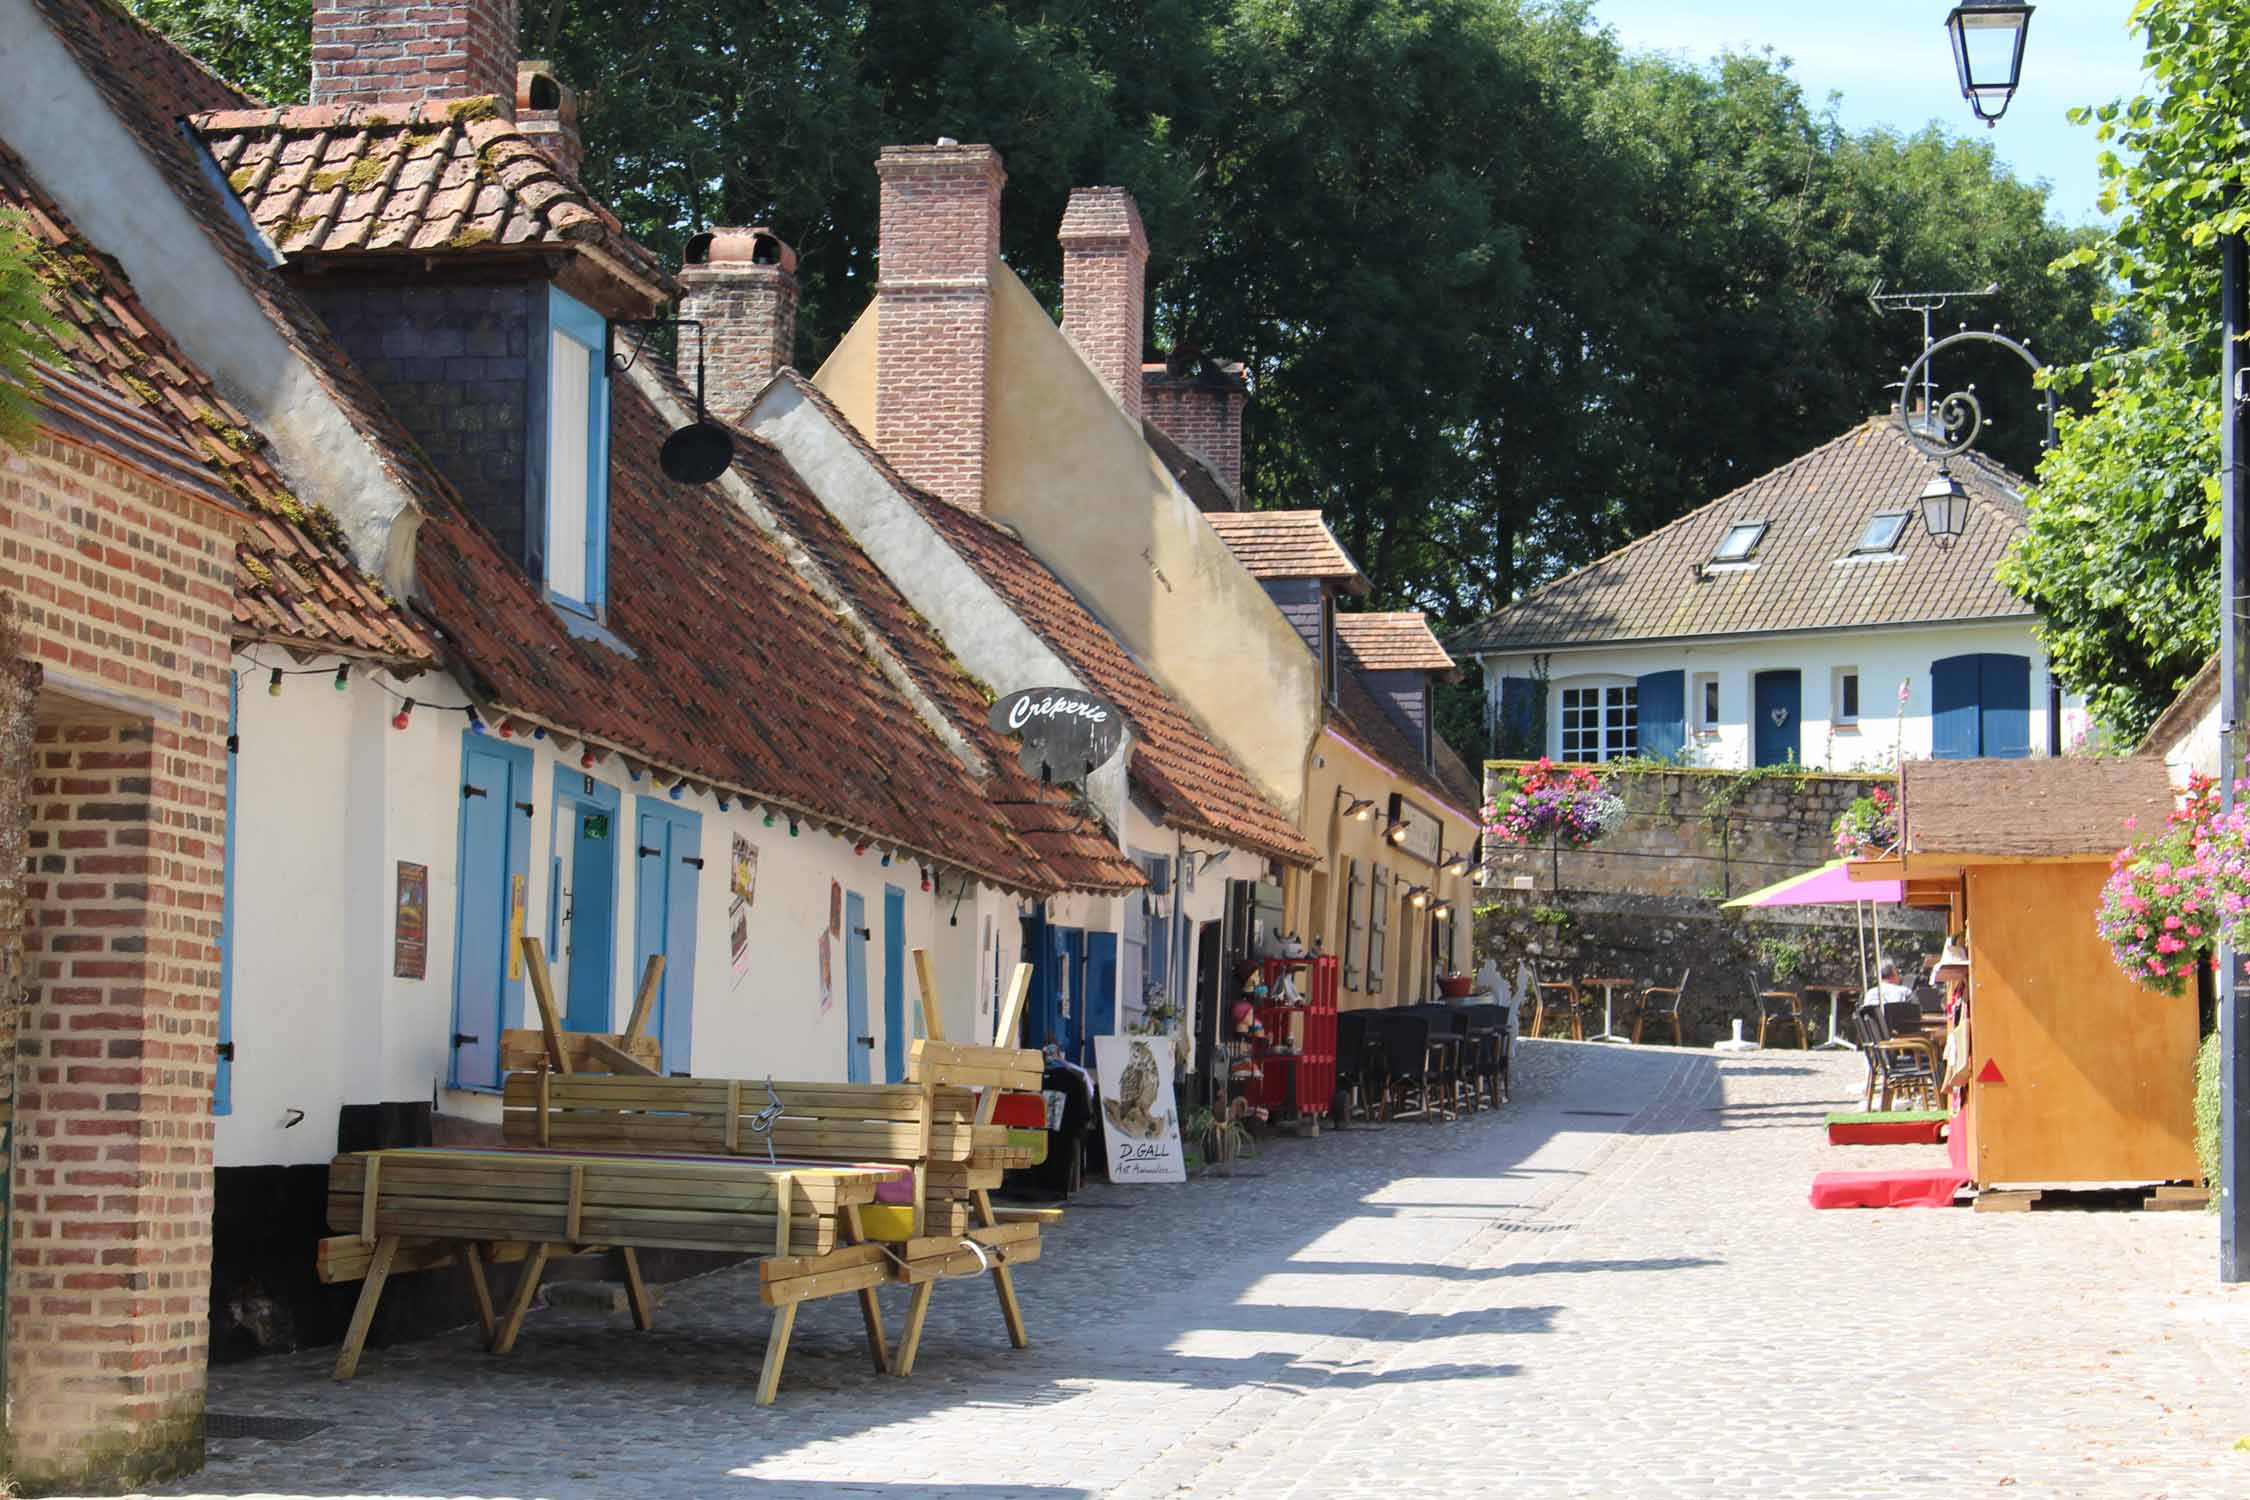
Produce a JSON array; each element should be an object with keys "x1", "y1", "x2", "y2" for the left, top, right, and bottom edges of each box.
[
  {"x1": 1853, "y1": 512, "x2": 1908, "y2": 555},
  {"x1": 1712, "y1": 522, "x2": 1765, "y2": 563}
]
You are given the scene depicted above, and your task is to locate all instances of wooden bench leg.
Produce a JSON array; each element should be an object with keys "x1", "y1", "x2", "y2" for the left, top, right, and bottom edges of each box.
[
  {"x1": 855, "y1": 1286, "x2": 892, "y2": 1374},
  {"x1": 333, "y1": 1234, "x2": 400, "y2": 1381},
  {"x1": 620, "y1": 1248, "x2": 656, "y2": 1332},
  {"x1": 892, "y1": 1281, "x2": 935, "y2": 1377},
  {"x1": 492, "y1": 1242, "x2": 551, "y2": 1356},
  {"x1": 462, "y1": 1240, "x2": 497, "y2": 1343},
  {"x1": 756, "y1": 1302, "x2": 798, "y2": 1406}
]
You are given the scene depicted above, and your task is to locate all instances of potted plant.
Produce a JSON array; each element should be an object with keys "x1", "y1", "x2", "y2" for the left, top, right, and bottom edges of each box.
[
  {"x1": 1831, "y1": 785, "x2": 1898, "y2": 859},
  {"x1": 1483, "y1": 759, "x2": 1627, "y2": 848}
]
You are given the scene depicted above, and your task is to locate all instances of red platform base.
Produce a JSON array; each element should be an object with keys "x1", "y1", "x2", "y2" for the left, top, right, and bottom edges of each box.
[
  {"x1": 1826, "y1": 1117, "x2": 1947, "y2": 1146},
  {"x1": 1808, "y1": 1168, "x2": 1969, "y2": 1209}
]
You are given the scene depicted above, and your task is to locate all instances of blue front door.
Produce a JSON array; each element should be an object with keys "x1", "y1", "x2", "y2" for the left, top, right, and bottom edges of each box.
[
  {"x1": 882, "y1": 885, "x2": 907, "y2": 1082},
  {"x1": 845, "y1": 891, "x2": 872, "y2": 1083},
  {"x1": 1019, "y1": 906, "x2": 1052, "y2": 1051},
  {"x1": 450, "y1": 734, "x2": 534, "y2": 1088},
  {"x1": 1083, "y1": 931, "x2": 1118, "y2": 1055},
  {"x1": 549, "y1": 770, "x2": 620, "y2": 1033},
  {"x1": 632, "y1": 799, "x2": 702, "y2": 1073},
  {"x1": 1752, "y1": 670, "x2": 1801, "y2": 767}
]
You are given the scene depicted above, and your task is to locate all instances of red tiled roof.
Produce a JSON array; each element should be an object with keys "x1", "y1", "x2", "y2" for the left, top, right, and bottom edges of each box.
[
  {"x1": 0, "y1": 137, "x2": 432, "y2": 662},
  {"x1": 415, "y1": 370, "x2": 1059, "y2": 892},
  {"x1": 1335, "y1": 612, "x2": 1455, "y2": 675},
  {"x1": 194, "y1": 101, "x2": 667, "y2": 295},
  {"x1": 1203, "y1": 508, "x2": 1369, "y2": 594},
  {"x1": 778, "y1": 373, "x2": 1318, "y2": 868}
]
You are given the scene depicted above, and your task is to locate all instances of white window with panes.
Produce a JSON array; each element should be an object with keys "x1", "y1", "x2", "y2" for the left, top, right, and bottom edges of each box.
[{"x1": 1557, "y1": 678, "x2": 1637, "y2": 762}]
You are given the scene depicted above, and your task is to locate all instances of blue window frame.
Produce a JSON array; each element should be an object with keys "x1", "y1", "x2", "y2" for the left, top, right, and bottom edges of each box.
[
  {"x1": 450, "y1": 733, "x2": 535, "y2": 1089},
  {"x1": 533, "y1": 287, "x2": 611, "y2": 618},
  {"x1": 632, "y1": 798, "x2": 702, "y2": 1073},
  {"x1": 216, "y1": 671, "x2": 238, "y2": 1114}
]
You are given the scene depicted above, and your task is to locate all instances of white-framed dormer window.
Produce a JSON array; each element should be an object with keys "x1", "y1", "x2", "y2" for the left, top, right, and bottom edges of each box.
[
  {"x1": 542, "y1": 288, "x2": 611, "y2": 617},
  {"x1": 1692, "y1": 671, "x2": 1720, "y2": 733},
  {"x1": 1833, "y1": 666, "x2": 1861, "y2": 726},
  {"x1": 1557, "y1": 677, "x2": 1637, "y2": 762},
  {"x1": 1851, "y1": 512, "x2": 1908, "y2": 556}
]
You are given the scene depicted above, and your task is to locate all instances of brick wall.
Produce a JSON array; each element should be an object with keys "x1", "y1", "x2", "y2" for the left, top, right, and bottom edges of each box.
[
  {"x1": 1, "y1": 429, "x2": 233, "y2": 1491},
  {"x1": 874, "y1": 142, "x2": 1005, "y2": 512},
  {"x1": 311, "y1": 0, "x2": 521, "y2": 114},
  {"x1": 1141, "y1": 366, "x2": 1246, "y2": 499},
  {"x1": 679, "y1": 227, "x2": 798, "y2": 423},
  {"x1": 308, "y1": 282, "x2": 533, "y2": 565},
  {"x1": 1058, "y1": 188, "x2": 1147, "y2": 424}
]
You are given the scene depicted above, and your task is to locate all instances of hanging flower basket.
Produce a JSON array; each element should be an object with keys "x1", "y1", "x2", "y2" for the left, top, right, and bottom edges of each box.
[
  {"x1": 2096, "y1": 772, "x2": 2229, "y2": 998},
  {"x1": 1483, "y1": 759, "x2": 1627, "y2": 848},
  {"x1": 1831, "y1": 785, "x2": 1898, "y2": 859}
]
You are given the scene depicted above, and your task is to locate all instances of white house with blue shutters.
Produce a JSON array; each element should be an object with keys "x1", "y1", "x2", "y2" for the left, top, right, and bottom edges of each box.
[{"x1": 1451, "y1": 418, "x2": 2087, "y2": 770}]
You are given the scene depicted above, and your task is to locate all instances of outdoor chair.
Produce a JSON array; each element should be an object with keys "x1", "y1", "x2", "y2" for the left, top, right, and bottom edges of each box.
[
  {"x1": 1880, "y1": 999, "x2": 1931, "y2": 1044},
  {"x1": 1856, "y1": 1009, "x2": 1938, "y2": 1111},
  {"x1": 1334, "y1": 1010, "x2": 1378, "y2": 1123},
  {"x1": 1756, "y1": 989, "x2": 1808, "y2": 1049},
  {"x1": 1371, "y1": 1011, "x2": 1435, "y2": 1120},
  {"x1": 1462, "y1": 1002, "x2": 1512, "y2": 1106},
  {"x1": 1634, "y1": 969, "x2": 1689, "y2": 1045},
  {"x1": 1419, "y1": 1006, "x2": 1473, "y2": 1115},
  {"x1": 1532, "y1": 977, "x2": 1586, "y2": 1041}
]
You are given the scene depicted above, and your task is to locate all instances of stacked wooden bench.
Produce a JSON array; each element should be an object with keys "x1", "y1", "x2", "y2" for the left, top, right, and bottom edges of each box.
[{"x1": 318, "y1": 942, "x2": 1053, "y2": 1401}]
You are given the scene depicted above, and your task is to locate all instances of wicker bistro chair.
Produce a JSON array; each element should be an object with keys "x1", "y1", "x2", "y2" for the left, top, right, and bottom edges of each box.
[
  {"x1": 1756, "y1": 989, "x2": 1809, "y2": 1050},
  {"x1": 1633, "y1": 969, "x2": 1690, "y2": 1045},
  {"x1": 1856, "y1": 1008, "x2": 1939, "y2": 1110}
]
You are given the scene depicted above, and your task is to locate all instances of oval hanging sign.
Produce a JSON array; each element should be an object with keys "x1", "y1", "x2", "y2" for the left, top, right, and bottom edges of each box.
[{"x1": 987, "y1": 687, "x2": 1128, "y2": 784}]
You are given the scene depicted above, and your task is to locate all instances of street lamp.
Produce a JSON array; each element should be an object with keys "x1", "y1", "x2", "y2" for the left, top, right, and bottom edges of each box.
[
  {"x1": 1945, "y1": 2, "x2": 2034, "y2": 127},
  {"x1": 1917, "y1": 470, "x2": 1970, "y2": 548}
]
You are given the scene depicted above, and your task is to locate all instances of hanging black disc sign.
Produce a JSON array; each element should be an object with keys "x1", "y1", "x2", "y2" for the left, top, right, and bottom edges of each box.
[{"x1": 987, "y1": 686, "x2": 1127, "y2": 785}]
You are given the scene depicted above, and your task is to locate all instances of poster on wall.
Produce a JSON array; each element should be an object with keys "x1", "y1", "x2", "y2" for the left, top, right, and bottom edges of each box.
[
  {"x1": 829, "y1": 879, "x2": 843, "y2": 937},
  {"x1": 392, "y1": 862, "x2": 428, "y2": 979},
  {"x1": 729, "y1": 835, "x2": 757, "y2": 982},
  {"x1": 1093, "y1": 1035, "x2": 1187, "y2": 1184},
  {"x1": 818, "y1": 932, "x2": 834, "y2": 1015}
]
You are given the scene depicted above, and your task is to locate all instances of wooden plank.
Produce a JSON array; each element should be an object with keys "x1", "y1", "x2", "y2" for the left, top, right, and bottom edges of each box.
[
  {"x1": 907, "y1": 1061, "x2": 1045, "y2": 1093},
  {"x1": 910, "y1": 1039, "x2": 1044, "y2": 1078},
  {"x1": 895, "y1": 1236, "x2": 1043, "y2": 1284},
  {"x1": 990, "y1": 1206, "x2": 1064, "y2": 1226},
  {"x1": 977, "y1": 1187, "x2": 1029, "y2": 1349},
  {"x1": 1974, "y1": 1189, "x2": 2040, "y2": 1214},
  {"x1": 2146, "y1": 1186, "x2": 2212, "y2": 1211},
  {"x1": 358, "y1": 1155, "x2": 381, "y2": 1243},
  {"x1": 841, "y1": 1203, "x2": 892, "y2": 1375},
  {"x1": 499, "y1": 1030, "x2": 662, "y2": 1073},
  {"x1": 566, "y1": 1164, "x2": 586, "y2": 1242},
  {"x1": 330, "y1": 1198, "x2": 837, "y2": 1256},
  {"x1": 620, "y1": 1247, "x2": 655, "y2": 1331},
  {"x1": 462, "y1": 1240, "x2": 496, "y2": 1341},
  {"x1": 994, "y1": 961, "x2": 1032, "y2": 1051},
  {"x1": 332, "y1": 1234, "x2": 399, "y2": 1381},
  {"x1": 725, "y1": 1079, "x2": 742, "y2": 1153},
  {"x1": 774, "y1": 1171, "x2": 793, "y2": 1258},
  {"x1": 912, "y1": 947, "x2": 947, "y2": 1044},
  {"x1": 315, "y1": 1235, "x2": 531, "y2": 1284},
  {"x1": 586, "y1": 1037, "x2": 659, "y2": 1077},
  {"x1": 756, "y1": 1302, "x2": 797, "y2": 1406},
  {"x1": 756, "y1": 1244, "x2": 890, "y2": 1284},
  {"x1": 892, "y1": 1281, "x2": 935, "y2": 1378},
  {"x1": 620, "y1": 953, "x2": 666, "y2": 1052},
  {"x1": 537, "y1": 1067, "x2": 551, "y2": 1148},
  {"x1": 758, "y1": 1257, "x2": 891, "y2": 1307},
  {"x1": 492, "y1": 1242, "x2": 552, "y2": 1354},
  {"x1": 520, "y1": 936, "x2": 571, "y2": 1075}
]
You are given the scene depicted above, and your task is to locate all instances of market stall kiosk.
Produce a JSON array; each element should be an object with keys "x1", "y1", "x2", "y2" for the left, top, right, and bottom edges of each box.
[{"x1": 1855, "y1": 757, "x2": 2198, "y2": 1195}]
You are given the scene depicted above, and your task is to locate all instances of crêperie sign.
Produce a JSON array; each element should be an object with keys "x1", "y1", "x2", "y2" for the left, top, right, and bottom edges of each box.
[{"x1": 987, "y1": 687, "x2": 1127, "y2": 784}]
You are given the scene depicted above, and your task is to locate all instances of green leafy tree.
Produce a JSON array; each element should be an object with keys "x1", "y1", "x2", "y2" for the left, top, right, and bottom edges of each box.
[
  {"x1": 1, "y1": 208, "x2": 63, "y2": 452},
  {"x1": 1999, "y1": 0, "x2": 2245, "y2": 741},
  {"x1": 124, "y1": 0, "x2": 309, "y2": 102}
]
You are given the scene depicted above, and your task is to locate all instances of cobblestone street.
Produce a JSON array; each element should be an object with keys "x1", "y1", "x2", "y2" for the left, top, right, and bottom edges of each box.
[{"x1": 136, "y1": 1041, "x2": 2250, "y2": 1500}]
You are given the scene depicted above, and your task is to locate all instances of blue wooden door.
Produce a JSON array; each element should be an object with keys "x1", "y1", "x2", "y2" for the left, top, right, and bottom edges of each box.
[
  {"x1": 549, "y1": 771, "x2": 620, "y2": 1033},
  {"x1": 1752, "y1": 670, "x2": 1801, "y2": 767},
  {"x1": 1055, "y1": 926, "x2": 1084, "y2": 1062},
  {"x1": 450, "y1": 735, "x2": 533, "y2": 1089},
  {"x1": 1635, "y1": 670, "x2": 1686, "y2": 761},
  {"x1": 882, "y1": 885, "x2": 907, "y2": 1082},
  {"x1": 632, "y1": 800, "x2": 701, "y2": 1073},
  {"x1": 1019, "y1": 907, "x2": 1052, "y2": 1050},
  {"x1": 844, "y1": 891, "x2": 874, "y2": 1083},
  {"x1": 1083, "y1": 931, "x2": 1118, "y2": 1057},
  {"x1": 1932, "y1": 653, "x2": 2032, "y2": 757}
]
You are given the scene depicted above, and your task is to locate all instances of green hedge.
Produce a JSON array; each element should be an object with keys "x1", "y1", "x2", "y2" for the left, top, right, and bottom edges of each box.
[{"x1": 2195, "y1": 1029, "x2": 2221, "y2": 1198}]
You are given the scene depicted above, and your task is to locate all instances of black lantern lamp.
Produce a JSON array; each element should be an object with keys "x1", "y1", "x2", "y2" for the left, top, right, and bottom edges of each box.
[
  {"x1": 606, "y1": 318, "x2": 736, "y2": 483},
  {"x1": 1918, "y1": 469, "x2": 1971, "y2": 548},
  {"x1": 1945, "y1": 2, "x2": 2034, "y2": 127}
]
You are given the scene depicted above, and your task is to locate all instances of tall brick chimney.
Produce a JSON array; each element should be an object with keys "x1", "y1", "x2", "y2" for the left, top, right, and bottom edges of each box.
[
  {"x1": 311, "y1": 0, "x2": 519, "y2": 114},
  {"x1": 1058, "y1": 187, "x2": 1147, "y2": 423},
  {"x1": 874, "y1": 141, "x2": 1005, "y2": 511},
  {"x1": 1142, "y1": 357, "x2": 1248, "y2": 500},
  {"x1": 515, "y1": 61, "x2": 581, "y2": 179},
  {"x1": 679, "y1": 227, "x2": 800, "y2": 421}
]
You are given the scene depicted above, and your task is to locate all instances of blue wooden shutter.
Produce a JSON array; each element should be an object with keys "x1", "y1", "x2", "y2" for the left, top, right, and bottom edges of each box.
[
  {"x1": 1636, "y1": 670, "x2": 1686, "y2": 761},
  {"x1": 1084, "y1": 931, "x2": 1118, "y2": 1051},
  {"x1": 451, "y1": 735, "x2": 533, "y2": 1088},
  {"x1": 1498, "y1": 676, "x2": 1538, "y2": 757},
  {"x1": 882, "y1": 886, "x2": 907, "y2": 1080},
  {"x1": 633, "y1": 800, "x2": 701, "y2": 1073},
  {"x1": 1930, "y1": 655, "x2": 1980, "y2": 759},
  {"x1": 1979, "y1": 653, "x2": 2031, "y2": 759}
]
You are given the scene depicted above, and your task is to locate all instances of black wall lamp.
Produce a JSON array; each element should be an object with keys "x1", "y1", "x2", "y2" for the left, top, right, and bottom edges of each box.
[{"x1": 607, "y1": 318, "x2": 735, "y2": 483}]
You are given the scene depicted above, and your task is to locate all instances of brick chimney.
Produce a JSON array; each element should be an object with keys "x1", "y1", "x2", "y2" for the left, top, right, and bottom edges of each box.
[
  {"x1": 516, "y1": 61, "x2": 581, "y2": 179},
  {"x1": 1143, "y1": 357, "x2": 1248, "y2": 499},
  {"x1": 311, "y1": 0, "x2": 519, "y2": 114},
  {"x1": 1058, "y1": 187, "x2": 1147, "y2": 424},
  {"x1": 874, "y1": 141, "x2": 1005, "y2": 511},
  {"x1": 678, "y1": 227, "x2": 800, "y2": 421}
]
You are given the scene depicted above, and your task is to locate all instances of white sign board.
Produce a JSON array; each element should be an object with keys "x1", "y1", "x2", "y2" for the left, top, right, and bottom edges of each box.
[{"x1": 1093, "y1": 1035, "x2": 1186, "y2": 1184}]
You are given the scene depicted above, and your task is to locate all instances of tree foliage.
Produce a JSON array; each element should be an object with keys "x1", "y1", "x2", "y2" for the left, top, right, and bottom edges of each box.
[
  {"x1": 1999, "y1": 0, "x2": 2245, "y2": 742},
  {"x1": 1, "y1": 208, "x2": 63, "y2": 453},
  {"x1": 125, "y1": 0, "x2": 310, "y2": 103}
]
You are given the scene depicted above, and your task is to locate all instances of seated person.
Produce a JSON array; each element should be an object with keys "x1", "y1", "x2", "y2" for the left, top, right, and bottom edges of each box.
[{"x1": 1859, "y1": 960, "x2": 1914, "y2": 1011}]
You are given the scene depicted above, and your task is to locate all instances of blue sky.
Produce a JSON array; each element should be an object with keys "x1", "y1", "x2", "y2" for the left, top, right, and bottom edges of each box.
[{"x1": 1587, "y1": 2, "x2": 2152, "y2": 226}]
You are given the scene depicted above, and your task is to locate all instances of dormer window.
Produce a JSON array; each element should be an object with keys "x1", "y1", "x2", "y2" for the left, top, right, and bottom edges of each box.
[
  {"x1": 1852, "y1": 512, "x2": 1908, "y2": 556},
  {"x1": 541, "y1": 288, "x2": 611, "y2": 616},
  {"x1": 1711, "y1": 521, "x2": 1765, "y2": 564}
]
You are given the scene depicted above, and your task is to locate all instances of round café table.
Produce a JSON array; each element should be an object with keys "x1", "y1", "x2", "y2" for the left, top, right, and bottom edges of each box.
[
  {"x1": 1803, "y1": 984, "x2": 1858, "y2": 1050},
  {"x1": 1582, "y1": 977, "x2": 1636, "y2": 1044}
]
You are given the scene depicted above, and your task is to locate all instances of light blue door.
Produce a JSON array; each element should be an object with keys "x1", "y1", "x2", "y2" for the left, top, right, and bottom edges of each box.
[
  {"x1": 632, "y1": 799, "x2": 702, "y2": 1073},
  {"x1": 882, "y1": 885, "x2": 907, "y2": 1082},
  {"x1": 845, "y1": 891, "x2": 872, "y2": 1083},
  {"x1": 549, "y1": 771, "x2": 620, "y2": 1033},
  {"x1": 450, "y1": 734, "x2": 534, "y2": 1088},
  {"x1": 1084, "y1": 931, "x2": 1118, "y2": 1060},
  {"x1": 1752, "y1": 670, "x2": 1801, "y2": 768}
]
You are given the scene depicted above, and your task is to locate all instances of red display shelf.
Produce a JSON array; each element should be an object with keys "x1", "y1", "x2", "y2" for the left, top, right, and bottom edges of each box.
[{"x1": 1249, "y1": 956, "x2": 1338, "y2": 1118}]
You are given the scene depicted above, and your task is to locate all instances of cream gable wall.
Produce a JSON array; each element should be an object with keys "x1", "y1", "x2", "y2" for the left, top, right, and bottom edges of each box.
[{"x1": 813, "y1": 268, "x2": 1320, "y2": 820}]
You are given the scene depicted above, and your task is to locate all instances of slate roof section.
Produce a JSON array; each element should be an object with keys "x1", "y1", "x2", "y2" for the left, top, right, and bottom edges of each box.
[
  {"x1": 772, "y1": 374, "x2": 1318, "y2": 868},
  {"x1": 0, "y1": 137, "x2": 432, "y2": 662},
  {"x1": 1335, "y1": 612, "x2": 1456, "y2": 675},
  {"x1": 415, "y1": 371, "x2": 1059, "y2": 892},
  {"x1": 1452, "y1": 417, "x2": 2035, "y2": 654},
  {"x1": 1326, "y1": 670, "x2": 1480, "y2": 815},
  {"x1": 1899, "y1": 756, "x2": 2174, "y2": 859},
  {"x1": 193, "y1": 101, "x2": 667, "y2": 294},
  {"x1": 1203, "y1": 509, "x2": 1371, "y2": 594}
]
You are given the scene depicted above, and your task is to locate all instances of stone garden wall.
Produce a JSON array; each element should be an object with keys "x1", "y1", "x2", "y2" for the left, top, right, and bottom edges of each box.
[{"x1": 1476, "y1": 761, "x2": 1943, "y2": 1046}]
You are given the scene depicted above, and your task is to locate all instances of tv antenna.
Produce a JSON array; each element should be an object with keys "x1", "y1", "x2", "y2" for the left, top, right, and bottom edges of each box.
[{"x1": 1869, "y1": 279, "x2": 2000, "y2": 435}]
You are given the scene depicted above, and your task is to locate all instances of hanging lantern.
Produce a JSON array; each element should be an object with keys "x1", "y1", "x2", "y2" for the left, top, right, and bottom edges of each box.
[{"x1": 1944, "y1": 2, "x2": 2034, "y2": 127}]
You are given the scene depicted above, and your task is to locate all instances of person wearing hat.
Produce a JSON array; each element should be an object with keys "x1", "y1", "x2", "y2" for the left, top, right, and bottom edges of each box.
[{"x1": 1931, "y1": 937, "x2": 1972, "y2": 1093}]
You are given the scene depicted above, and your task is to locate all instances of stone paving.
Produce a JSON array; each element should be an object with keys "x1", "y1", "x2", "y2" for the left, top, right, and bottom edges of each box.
[{"x1": 125, "y1": 1040, "x2": 2250, "y2": 1500}]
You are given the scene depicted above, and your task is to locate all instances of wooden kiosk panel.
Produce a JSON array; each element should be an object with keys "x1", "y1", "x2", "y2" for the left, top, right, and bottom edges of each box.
[{"x1": 1964, "y1": 861, "x2": 2199, "y2": 1187}]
